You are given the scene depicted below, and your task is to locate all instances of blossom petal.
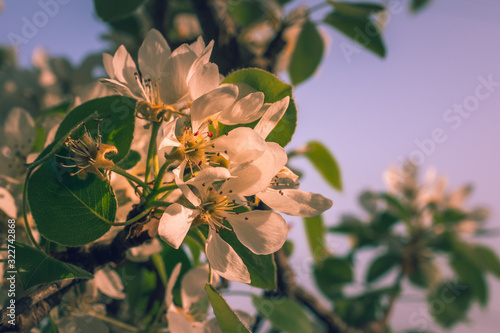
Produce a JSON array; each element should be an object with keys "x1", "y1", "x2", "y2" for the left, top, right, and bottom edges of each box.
[
  {"x1": 3, "y1": 107, "x2": 35, "y2": 155},
  {"x1": 94, "y1": 267, "x2": 126, "y2": 300},
  {"x1": 158, "y1": 203, "x2": 198, "y2": 249},
  {"x1": 159, "y1": 118, "x2": 182, "y2": 150},
  {"x1": 103, "y1": 53, "x2": 115, "y2": 79},
  {"x1": 99, "y1": 78, "x2": 138, "y2": 99},
  {"x1": 138, "y1": 29, "x2": 171, "y2": 80},
  {"x1": 187, "y1": 39, "x2": 214, "y2": 82},
  {"x1": 190, "y1": 85, "x2": 238, "y2": 133},
  {"x1": 160, "y1": 51, "x2": 197, "y2": 104},
  {"x1": 173, "y1": 162, "x2": 202, "y2": 207},
  {"x1": 258, "y1": 189, "x2": 333, "y2": 217},
  {"x1": 222, "y1": 143, "x2": 286, "y2": 196},
  {"x1": 0, "y1": 187, "x2": 16, "y2": 219},
  {"x1": 205, "y1": 229, "x2": 250, "y2": 283},
  {"x1": 112, "y1": 45, "x2": 139, "y2": 93},
  {"x1": 188, "y1": 62, "x2": 220, "y2": 100},
  {"x1": 167, "y1": 305, "x2": 194, "y2": 333},
  {"x1": 166, "y1": 263, "x2": 182, "y2": 308},
  {"x1": 227, "y1": 210, "x2": 287, "y2": 255},
  {"x1": 253, "y1": 96, "x2": 290, "y2": 139},
  {"x1": 218, "y1": 92, "x2": 265, "y2": 125},
  {"x1": 181, "y1": 264, "x2": 219, "y2": 311},
  {"x1": 211, "y1": 127, "x2": 267, "y2": 165}
]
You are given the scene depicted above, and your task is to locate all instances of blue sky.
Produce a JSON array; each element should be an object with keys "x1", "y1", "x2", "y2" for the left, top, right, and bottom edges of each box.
[{"x1": 1, "y1": 0, "x2": 500, "y2": 331}]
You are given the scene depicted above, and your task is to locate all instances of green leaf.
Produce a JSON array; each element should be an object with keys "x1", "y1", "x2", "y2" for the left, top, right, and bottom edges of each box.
[
  {"x1": 411, "y1": 0, "x2": 432, "y2": 13},
  {"x1": 371, "y1": 211, "x2": 399, "y2": 233},
  {"x1": 434, "y1": 209, "x2": 467, "y2": 225},
  {"x1": 117, "y1": 150, "x2": 141, "y2": 170},
  {"x1": 427, "y1": 281, "x2": 472, "y2": 328},
  {"x1": 408, "y1": 259, "x2": 438, "y2": 288},
  {"x1": 252, "y1": 295, "x2": 313, "y2": 333},
  {"x1": 473, "y1": 245, "x2": 500, "y2": 278},
  {"x1": 219, "y1": 228, "x2": 276, "y2": 289},
  {"x1": 303, "y1": 215, "x2": 329, "y2": 263},
  {"x1": 15, "y1": 242, "x2": 92, "y2": 289},
  {"x1": 28, "y1": 161, "x2": 115, "y2": 246},
  {"x1": 379, "y1": 193, "x2": 411, "y2": 220},
  {"x1": 450, "y1": 256, "x2": 488, "y2": 306},
  {"x1": 304, "y1": 141, "x2": 342, "y2": 191},
  {"x1": 314, "y1": 256, "x2": 353, "y2": 299},
  {"x1": 289, "y1": 20, "x2": 324, "y2": 85},
  {"x1": 206, "y1": 284, "x2": 251, "y2": 333},
  {"x1": 53, "y1": 96, "x2": 136, "y2": 163},
  {"x1": 228, "y1": 0, "x2": 264, "y2": 26},
  {"x1": 94, "y1": 0, "x2": 144, "y2": 22},
  {"x1": 324, "y1": 11, "x2": 386, "y2": 57},
  {"x1": 366, "y1": 253, "x2": 399, "y2": 283},
  {"x1": 222, "y1": 68, "x2": 297, "y2": 147},
  {"x1": 328, "y1": 1, "x2": 385, "y2": 17}
]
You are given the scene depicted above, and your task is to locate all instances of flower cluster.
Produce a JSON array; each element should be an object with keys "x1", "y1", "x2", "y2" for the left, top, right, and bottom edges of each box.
[{"x1": 101, "y1": 29, "x2": 333, "y2": 284}]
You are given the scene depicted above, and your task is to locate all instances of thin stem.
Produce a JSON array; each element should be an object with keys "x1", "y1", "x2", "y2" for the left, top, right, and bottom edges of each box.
[
  {"x1": 147, "y1": 201, "x2": 172, "y2": 208},
  {"x1": 108, "y1": 208, "x2": 151, "y2": 227},
  {"x1": 195, "y1": 228, "x2": 207, "y2": 243},
  {"x1": 157, "y1": 183, "x2": 178, "y2": 193},
  {"x1": 145, "y1": 122, "x2": 161, "y2": 184},
  {"x1": 22, "y1": 168, "x2": 43, "y2": 251},
  {"x1": 153, "y1": 160, "x2": 171, "y2": 194},
  {"x1": 112, "y1": 166, "x2": 150, "y2": 191},
  {"x1": 88, "y1": 312, "x2": 139, "y2": 332}
]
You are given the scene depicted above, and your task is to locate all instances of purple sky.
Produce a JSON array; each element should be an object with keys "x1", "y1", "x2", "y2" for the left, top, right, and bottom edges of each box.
[{"x1": 1, "y1": 0, "x2": 500, "y2": 331}]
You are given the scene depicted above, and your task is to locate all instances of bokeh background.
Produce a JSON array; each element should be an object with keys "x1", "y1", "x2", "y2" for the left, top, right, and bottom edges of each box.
[{"x1": 1, "y1": 0, "x2": 499, "y2": 331}]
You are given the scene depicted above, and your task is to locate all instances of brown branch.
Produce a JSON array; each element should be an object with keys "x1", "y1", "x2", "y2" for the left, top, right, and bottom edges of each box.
[
  {"x1": 0, "y1": 210, "x2": 157, "y2": 332},
  {"x1": 274, "y1": 249, "x2": 364, "y2": 333}
]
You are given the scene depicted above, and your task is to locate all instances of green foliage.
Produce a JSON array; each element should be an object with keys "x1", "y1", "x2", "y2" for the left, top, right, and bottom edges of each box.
[
  {"x1": 15, "y1": 242, "x2": 92, "y2": 290},
  {"x1": 206, "y1": 284, "x2": 251, "y2": 333},
  {"x1": 427, "y1": 281, "x2": 473, "y2": 328},
  {"x1": 328, "y1": 1, "x2": 385, "y2": 17},
  {"x1": 94, "y1": 0, "x2": 144, "y2": 22},
  {"x1": 228, "y1": 0, "x2": 264, "y2": 26},
  {"x1": 252, "y1": 295, "x2": 313, "y2": 333},
  {"x1": 304, "y1": 141, "x2": 343, "y2": 191},
  {"x1": 222, "y1": 68, "x2": 297, "y2": 147},
  {"x1": 366, "y1": 252, "x2": 399, "y2": 283},
  {"x1": 473, "y1": 245, "x2": 500, "y2": 278},
  {"x1": 324, "y1": 11, "x2": 386, "y2": 57},
  {"x1": 434, "y1": 209, "x2": 467, "y2": 225},
  {"x1": 289, "y1": 21, "x2": 324, "y2": 85},
  {"x1": 117, "y1": 150, "x2": 141, "y2": 170},
  {"x1": 28, "y1": 162, "x2": 115, "y2": 246},
  {"x1": 219, "y1": 228, "x2": 277, "y2": 289},
  {"x1": 314, "y1": 256, "x2": 353, "y2": 299},
  {"x1": 450, "y1": 256, "x2": 488, "y2": 306},
  {"x1": 411, "y1": 0, "x2": 432, "y2": 12},
  {"x1": 303, "y1": 214, "x2": 329, "y2": 263},
  {"x1": 53, "y1": 96, "x2": 136, "y2": 163}
]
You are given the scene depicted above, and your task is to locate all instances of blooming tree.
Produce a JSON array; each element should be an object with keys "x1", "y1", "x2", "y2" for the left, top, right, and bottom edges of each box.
[{"x1": 1, "y1": 1, "x2": 499, "y2": 333}]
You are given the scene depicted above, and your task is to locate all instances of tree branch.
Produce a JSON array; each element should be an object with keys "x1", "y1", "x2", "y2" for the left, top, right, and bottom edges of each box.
[
  {"x1": 274, "y1": 249, "x2": 363, "y2": 333},
  {"x1": 0, "y1": 210, "x2": 157, "y2": 332}
]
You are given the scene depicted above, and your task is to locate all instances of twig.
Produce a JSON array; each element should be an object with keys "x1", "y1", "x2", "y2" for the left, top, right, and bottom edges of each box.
[{"x1": 274, "y1": 250, "x2": 363, "y2": 333}]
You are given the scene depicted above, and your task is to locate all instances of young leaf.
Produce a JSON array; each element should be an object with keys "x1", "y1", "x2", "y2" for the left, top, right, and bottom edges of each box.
[
  {"x1": 252, "y1": 295, "x2": 313, "y2": 333},
  {"x1": 15, "y1": 242, "x2": 93, "y2": 290},
  {"x1": 228, "y1": 1, "x2": 264, "y2": 26},
  {"x1": 303, "y1": 214, "x2": 329, "y2": 263},
  {"x1": 314, "y1": 256, "x2": 353, "y2": 299},
  {"x1": 328, "y1": 1, "x2": 385, "y2": 17},
  {"x1": 28, "y1": 161, "x2": 115, "y2": 246},
  {"x1": 411, "y1": 0, "x2": 432, "y2": 13},
  {"x1": 427, "y1": 281, "x2": 472, "y2": 328},
  {"x1": 219, "y1": 228, "x2": 277, "y2": 289},
  {"x1": 450, "y1": 256, "x2": 488, "y2": 306},
  {"x1": 222, "y1": 68, "x2": 297, "y2": 147},
  {"x1": 289, "y1": 20, "x2": 324, "y2": 85},
  {"x1": 324, "y1": 11, "x2": 386, "y2": 57},
  {"x1": 94, "y1": 0, "x2": 144, "y2": 22},
  {"x1": 366, "y1": 253, "x2": 399, "y2": 283},
  {"x1": 473, "y1": 245, "x2": 500, "y2": 278},
  {"x1": 205, "y1": 284, "x2": 251, "y2": 333},
  {"x1": 304, "y1": 141, "x2": 342, "y2": 191}
]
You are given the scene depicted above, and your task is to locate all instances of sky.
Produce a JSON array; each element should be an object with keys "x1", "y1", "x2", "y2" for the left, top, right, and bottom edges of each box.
[{"x1": 1, "y1": 0, "x2": 500, "y2": 331}]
